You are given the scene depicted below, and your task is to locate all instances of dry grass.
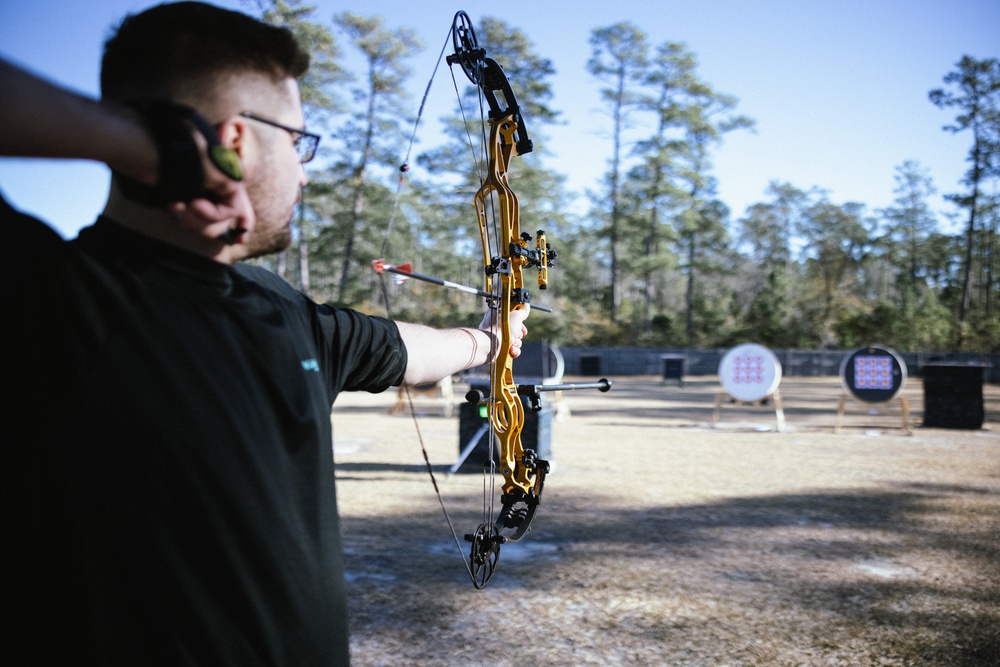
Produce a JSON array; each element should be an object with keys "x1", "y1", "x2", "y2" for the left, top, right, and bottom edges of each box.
[{"x1": 332, "y1": 376, "x2": 1000, "y2": 666}]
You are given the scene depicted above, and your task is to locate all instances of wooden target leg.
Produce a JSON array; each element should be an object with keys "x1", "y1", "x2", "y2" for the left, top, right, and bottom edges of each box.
[
  {"x1": 391, "y1": 386, "x2": 406, "y2": 415},
  {"x1": 835, "y1": 394, "x2": 846, "y2": 433},
  {"x1": 712, "y1": 392, "x2": 724, "y2": 426},
  {"x1": 899, "y1": 396, "x2": 911, "y2": 435},
  {"x1": 772, "y1": 390, "x2": 786, "y2": 432}
]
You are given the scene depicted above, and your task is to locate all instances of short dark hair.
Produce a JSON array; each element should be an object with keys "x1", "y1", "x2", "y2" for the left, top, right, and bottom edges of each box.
[{"x1": 101, "y1": 1, "x2": 310, "y2": 102}]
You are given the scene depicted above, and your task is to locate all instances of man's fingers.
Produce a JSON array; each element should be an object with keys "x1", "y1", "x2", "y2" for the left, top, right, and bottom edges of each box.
[{"x1": 167, "y1": 183, "x2": 255, "y2": 243}]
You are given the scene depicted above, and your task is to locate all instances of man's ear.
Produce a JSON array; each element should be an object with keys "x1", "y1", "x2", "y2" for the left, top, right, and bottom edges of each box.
[{"x1": 212, "y1": 115, "x2": 249, "y2": 179}]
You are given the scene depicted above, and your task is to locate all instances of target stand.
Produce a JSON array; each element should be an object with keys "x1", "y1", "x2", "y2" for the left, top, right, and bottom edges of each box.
[
  {"x1": 834, "y1": 346, "x2": 911, "y2": 435},
  {"x1": 712, "y1": 343, "x2": 785, "y2": 431}
]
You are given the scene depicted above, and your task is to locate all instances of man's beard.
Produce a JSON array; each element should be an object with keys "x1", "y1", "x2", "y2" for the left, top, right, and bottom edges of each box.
[
  {"x1": 242, "y1": 223, "x2": 293, "y2": 259},
  {"x1": 242, "y1": 177, "x2": 296, "y2": 259}
]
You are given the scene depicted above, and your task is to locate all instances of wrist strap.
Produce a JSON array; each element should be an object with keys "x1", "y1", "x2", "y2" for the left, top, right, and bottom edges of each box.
[{"x1": 115, "y1": 99, "x2": 243, "y2": 206}]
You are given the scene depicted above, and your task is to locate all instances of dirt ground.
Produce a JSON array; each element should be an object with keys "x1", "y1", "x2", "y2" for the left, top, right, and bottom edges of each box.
[{"x1": 331, "y1": 375, "x2": 1000, "y2": 667}]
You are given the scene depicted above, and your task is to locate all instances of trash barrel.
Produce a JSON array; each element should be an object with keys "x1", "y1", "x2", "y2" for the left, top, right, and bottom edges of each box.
[{"x1": 660, "y1": 355, "x2": 686, "y2": 386}]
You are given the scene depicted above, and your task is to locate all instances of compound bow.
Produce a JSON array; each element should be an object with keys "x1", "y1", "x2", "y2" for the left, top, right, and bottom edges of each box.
[{"x1": 383, "y1": 11, "x2": 611, "y2": 589}]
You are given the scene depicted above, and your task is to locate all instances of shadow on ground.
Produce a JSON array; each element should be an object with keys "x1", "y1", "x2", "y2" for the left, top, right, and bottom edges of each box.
[{"x1": 341, "y1": 481, "x2": 1000, "y2": 666}]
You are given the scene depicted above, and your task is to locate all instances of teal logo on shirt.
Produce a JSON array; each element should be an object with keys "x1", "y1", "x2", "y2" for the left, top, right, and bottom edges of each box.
[{"x1": 301, "y1": 359, "x2": 320, "y2": 372}]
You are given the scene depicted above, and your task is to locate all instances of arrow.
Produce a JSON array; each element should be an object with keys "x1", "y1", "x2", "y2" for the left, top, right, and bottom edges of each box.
[{"x1": 372, "y1": 259, "x2": 553, "y2": 313}]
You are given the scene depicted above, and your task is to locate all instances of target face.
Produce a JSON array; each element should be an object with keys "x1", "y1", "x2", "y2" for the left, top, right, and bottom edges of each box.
[
  {"x1": 718, "y1": 343, "x2": 782, "y2": 402},
  {"x1": 840, "y1": 346, "x2": 907, "y2": 402}
]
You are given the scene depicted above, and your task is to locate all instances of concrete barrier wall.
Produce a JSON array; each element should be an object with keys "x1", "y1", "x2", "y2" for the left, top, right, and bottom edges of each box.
[{"x1": 560, "y1": 347, "x2": 1000, "y2": 383}]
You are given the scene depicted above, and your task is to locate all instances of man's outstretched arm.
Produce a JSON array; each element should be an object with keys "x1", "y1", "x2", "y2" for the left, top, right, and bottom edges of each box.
[{"x1": 395, "y1": 306, "x2": 530, "y2": 386}]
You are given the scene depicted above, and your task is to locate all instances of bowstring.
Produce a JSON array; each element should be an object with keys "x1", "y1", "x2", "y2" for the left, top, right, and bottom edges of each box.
[
  {"x1": 380, "y1": 18, "x2": 451, "y2": 259},
  {"x1": 375, "y1": 279, "x2": 475, "y2": 585},
  {"x1": 376, "y1": 19, "x2": 483, "y2": 586}
]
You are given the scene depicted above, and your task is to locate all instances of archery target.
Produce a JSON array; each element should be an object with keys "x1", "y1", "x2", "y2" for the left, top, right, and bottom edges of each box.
[
  {"x1": 718, "y1": 343, "x2": 782, "y2": 402},
  {"x1": 840, "y1": 346, "x2": 907, "y2": 403}
]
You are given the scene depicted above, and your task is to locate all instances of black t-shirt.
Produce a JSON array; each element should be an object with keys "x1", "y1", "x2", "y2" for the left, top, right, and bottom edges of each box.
[{"x1": 2, "y1": 196, "x2": 406, "y2": 665}]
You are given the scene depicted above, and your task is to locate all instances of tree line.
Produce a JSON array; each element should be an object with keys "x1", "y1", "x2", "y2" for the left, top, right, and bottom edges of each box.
[{"x1": 251, "y1": 1, "x2": 1000, "y2": 353}]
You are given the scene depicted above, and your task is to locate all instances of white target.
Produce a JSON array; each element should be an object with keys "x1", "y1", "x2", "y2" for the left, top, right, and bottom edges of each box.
[{"x1": 718, "y1": 343, "x2": 782, "y2": 403}]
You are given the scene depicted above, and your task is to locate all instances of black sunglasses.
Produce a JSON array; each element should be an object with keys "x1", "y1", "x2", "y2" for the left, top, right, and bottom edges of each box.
[{"x1": 240, "y1": 112, "x2": 320, "y2": 163}]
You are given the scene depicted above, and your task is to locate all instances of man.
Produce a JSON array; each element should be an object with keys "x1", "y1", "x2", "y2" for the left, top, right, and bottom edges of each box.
[{"x1": 1, "y1": 2, "x2": 528, "y2": 664}]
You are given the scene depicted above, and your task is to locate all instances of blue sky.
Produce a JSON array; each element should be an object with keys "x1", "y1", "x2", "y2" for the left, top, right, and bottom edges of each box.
[{"x1": 1, "y1": 0, "x2": 997, "y2": 238}]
